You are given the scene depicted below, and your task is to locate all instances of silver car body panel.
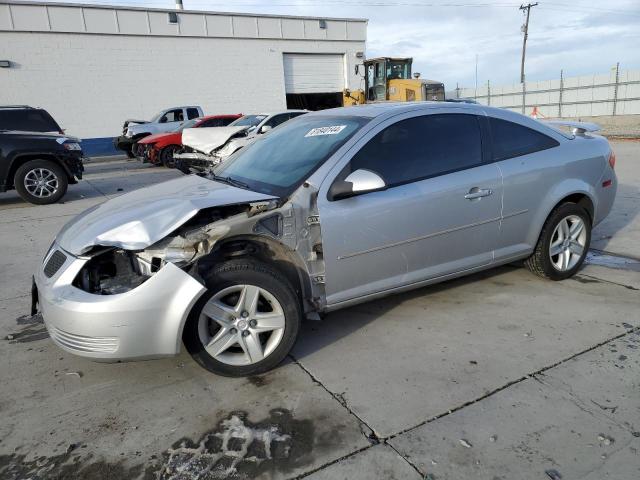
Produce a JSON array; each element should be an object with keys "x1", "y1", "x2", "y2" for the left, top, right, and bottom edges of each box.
[
  {"x1": 34, "y1": 248, "x2": 207, "y2": 360},
  {"x1": 56, "y1": 175, "x2": 277, "y2": 255},
  {"x1": 35, "y1": 102, "x2": 617, "y2": 361}
]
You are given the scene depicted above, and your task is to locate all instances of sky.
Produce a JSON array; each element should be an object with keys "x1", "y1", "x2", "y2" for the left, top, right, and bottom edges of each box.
[{"x1": 37, "y1": 0, "x2": 640, "y2": 88}]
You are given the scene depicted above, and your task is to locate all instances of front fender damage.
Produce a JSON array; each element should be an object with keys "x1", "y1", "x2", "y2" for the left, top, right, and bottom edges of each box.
[{"x1": 73, "y1": 188, "x2": 327, "y2": 317}]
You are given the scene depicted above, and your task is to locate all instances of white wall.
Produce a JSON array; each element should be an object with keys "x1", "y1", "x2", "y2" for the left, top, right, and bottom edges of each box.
[
  {"x1": 0, "y1": 2, "x2": 367, "y2": 139},
  {"x1": 0, "y1": 32, "x2": 365, "y2": 138}
]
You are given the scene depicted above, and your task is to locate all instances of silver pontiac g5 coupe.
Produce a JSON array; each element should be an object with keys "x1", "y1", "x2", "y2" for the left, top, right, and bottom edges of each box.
[{"x1": 33, "y1": 103, "x2": 617, "y2": 377}]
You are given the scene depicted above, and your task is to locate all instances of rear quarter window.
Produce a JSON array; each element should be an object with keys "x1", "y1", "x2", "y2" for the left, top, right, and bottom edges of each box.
[{"x1": 489, "y1": 117, "x2": 559, "y2": 161}]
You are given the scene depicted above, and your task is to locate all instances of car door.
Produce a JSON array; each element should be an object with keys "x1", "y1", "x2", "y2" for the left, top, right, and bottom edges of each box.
[
  {"x1": 486, "y1": 115, "x2": 562, "y2": 261},
  {"x1": 317, "y1": 111, "x2": 503, "y2": 306},
  {"x1": 159, "y1": 109, "x2": 184, "y2": 131}
]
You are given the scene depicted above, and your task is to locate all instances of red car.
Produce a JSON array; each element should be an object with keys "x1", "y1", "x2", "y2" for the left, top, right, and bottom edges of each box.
[{"x1": 136, "y1": 114, "x2": 242, "y2": 167}]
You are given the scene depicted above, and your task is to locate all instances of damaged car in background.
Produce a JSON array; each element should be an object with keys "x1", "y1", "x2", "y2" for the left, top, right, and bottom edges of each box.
[
  {"x1": 114, "y1": 105, "x2": 203, "y2": 158},
  {"x1": 135, "y1": 114, "x2": 242, "y2": 168},
  {"x1": 174, "y1": 111, "x2": 307, "y2": 173},
  {"x1": 34, "y1": 103, "x2": 617, "y2": 377}
]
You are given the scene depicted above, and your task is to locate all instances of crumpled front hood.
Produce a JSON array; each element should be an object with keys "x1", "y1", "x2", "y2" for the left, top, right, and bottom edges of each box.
[
  {"x1": 56, "y1": 175, "x2": 277, "y2": 255},
  {"x1": 182, "y1": 126, "x2": 248, "y2": 154}
]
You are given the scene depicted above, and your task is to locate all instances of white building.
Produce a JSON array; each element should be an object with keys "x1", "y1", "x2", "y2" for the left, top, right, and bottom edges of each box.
[{"x1": 0, "y1": 1, "x2": 367, "y2": 155}]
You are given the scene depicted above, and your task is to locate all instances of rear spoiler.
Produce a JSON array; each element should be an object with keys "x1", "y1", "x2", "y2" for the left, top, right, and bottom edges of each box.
[{"x1": 542, "y1": 120, "x2": 601, "y2": 136}]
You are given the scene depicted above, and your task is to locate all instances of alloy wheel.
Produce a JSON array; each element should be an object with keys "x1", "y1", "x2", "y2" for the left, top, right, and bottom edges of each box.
[
  {"x1": 23, "y1": 168, "x2": 59, "y2": 198},
  {"x1": 549, "y1": 215, "x2": 587, "y2": 271},
  {"x1": 198, "y1": 284, "x2": 286, "y2": 366}
]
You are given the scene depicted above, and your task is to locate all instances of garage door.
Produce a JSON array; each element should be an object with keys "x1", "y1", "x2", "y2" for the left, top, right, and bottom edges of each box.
[{"x1": 283, "y1": 54, "x2": 345, "y2": 94}]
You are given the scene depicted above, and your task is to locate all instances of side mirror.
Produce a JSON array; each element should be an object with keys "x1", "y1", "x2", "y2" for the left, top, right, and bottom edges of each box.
[
  {"x1": 259, "y1": 125, "x2": 272, "y2": 134},
  {"x1": 329, "y1": 169, "x2": 386, "y2": 200},
  {"x1": 159, "y1": 117, "x2": 167, "y2": 123}
]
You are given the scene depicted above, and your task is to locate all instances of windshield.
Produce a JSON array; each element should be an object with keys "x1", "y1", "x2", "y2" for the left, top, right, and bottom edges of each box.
[
  {"x1": 176, "y1": 119, "x2": 198, "y2": 132},
  {"x1": 149, "y1": 111, "x2": 163, "y2": 123},
  {"x1": 387, "y1": 61, "x2": 410, "y2": 80},
  {"x1": 229, "y1": 115, "x2": 267, "y2": 128},
  {"x1": 213, "y1": 115, "x2": 369, "y2": 197}
]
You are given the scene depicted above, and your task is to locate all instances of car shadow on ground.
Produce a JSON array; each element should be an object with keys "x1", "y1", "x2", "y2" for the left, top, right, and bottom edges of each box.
[
  {"x1": 292, "y1": 264, "x2": 521, "y2": 361},
  {"x1": 592, "y1": 183, "x2": 639, "y2": 253}
]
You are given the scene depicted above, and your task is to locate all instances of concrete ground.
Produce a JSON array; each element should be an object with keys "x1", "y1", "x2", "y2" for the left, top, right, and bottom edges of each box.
[{"x1": 0, "y1": 143, "x2": 638, "y2": 480}]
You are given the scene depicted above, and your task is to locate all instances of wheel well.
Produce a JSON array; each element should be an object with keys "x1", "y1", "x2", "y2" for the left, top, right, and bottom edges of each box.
[
  {"x1": 8, "y1": 155, "x2": 66, "y2": 189},
  {"x1": 196, "y1": 236, "x2": 312, "y2": 310},
  {"x1": 555, "y1": 193, "x2": 594, "y2": 223}
]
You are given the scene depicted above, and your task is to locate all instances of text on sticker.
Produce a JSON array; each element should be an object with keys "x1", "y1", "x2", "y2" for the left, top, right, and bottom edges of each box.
[{"x1": 305, "y1": 125, "x2": 347, "y2": 137}]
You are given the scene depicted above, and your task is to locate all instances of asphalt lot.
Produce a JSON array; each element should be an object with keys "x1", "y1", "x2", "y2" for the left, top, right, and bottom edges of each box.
[{"x1": 0, "y1": 142, "x2": 639, "y2": 479}]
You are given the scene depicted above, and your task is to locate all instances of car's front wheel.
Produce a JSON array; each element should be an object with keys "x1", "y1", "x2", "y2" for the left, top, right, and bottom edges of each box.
[
  {"x1": 525, "y1": 202, "x2": 591, "y2": 280},
  {"x1": 160, "y1": 145, "x2": 179, "y2": 168},
  {"x1": 184, "y1": 259, "x2": 301, "y2": 377},
  {"x1": 14, "y1": 159, "x2": 68, "y2": 205}
]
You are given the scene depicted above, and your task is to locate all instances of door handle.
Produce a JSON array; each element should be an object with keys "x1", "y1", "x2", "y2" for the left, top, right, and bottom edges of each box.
[{"x1": 465, "y1": 188, "x2": 493, "y2": 200}]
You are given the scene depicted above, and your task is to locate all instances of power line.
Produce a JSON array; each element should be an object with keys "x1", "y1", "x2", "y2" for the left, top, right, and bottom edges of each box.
[{"x1": 519, "y1": 2, "x2": 538, "y2": 84}]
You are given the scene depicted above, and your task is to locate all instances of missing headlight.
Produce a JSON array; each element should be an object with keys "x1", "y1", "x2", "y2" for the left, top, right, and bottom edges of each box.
[{"x1": 74, "y1": 249, "x2": 149, "y2": 295}]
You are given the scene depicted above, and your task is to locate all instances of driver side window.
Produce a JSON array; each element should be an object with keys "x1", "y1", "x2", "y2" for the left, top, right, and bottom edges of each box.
[
  {"x1": 348, "y1": 113, "x2": 483, "y2": 188},
  {"x1": 160, "y1": 109, "x2": 183, "y2": 123}
]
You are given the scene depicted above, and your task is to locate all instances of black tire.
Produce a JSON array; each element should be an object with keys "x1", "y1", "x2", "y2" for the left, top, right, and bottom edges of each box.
[
  {"x1": 524, "y1": 202, "x2": 591, "y2": 280},
  {"x1": 14, "y1": 159, "x2": 68, "y2": 205},
  {"x1": 160, "y1": 145, "x2": 179, "y2": 168},
  {"x1": 183, "y1": 259, "x2": 301, "y2": 377},
  {"x1": 125, "y1": 150, "x2": 135, "y2": 159},
  {"x1": 132, "y1": 143, "x2": 145, "y2": 158}
]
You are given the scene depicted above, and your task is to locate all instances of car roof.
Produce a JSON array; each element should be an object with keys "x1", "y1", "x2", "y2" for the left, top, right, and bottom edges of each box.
[
  {"x1": 198, "y1": 114, "x2": 242, "y2": 120},
  {"x1": 303, "y1": 102, "x2": 561, "y2": 136},
  {"x1": 0, "y1": 105, "x2": 37, "y2": 109},
  {"x1": 243, "y1": 110, "x2": 308, "y2": 117},
  {"x1": 306, "y1": 101, "x2": 486, "y2": 119}
]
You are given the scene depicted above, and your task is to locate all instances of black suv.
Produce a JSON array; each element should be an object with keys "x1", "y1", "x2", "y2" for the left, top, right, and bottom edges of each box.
[{"x1": 0, "y1": 106, "x2": 84, "y2": 204}]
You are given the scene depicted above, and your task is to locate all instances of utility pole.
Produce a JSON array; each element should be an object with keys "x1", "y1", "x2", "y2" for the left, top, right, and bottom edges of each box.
[
  {"x1": 475, "y1": 54, "x2": 478, "y2": 93},
  {"x1": 519, "y1": 3, "x2": 538, "y2": 84}
]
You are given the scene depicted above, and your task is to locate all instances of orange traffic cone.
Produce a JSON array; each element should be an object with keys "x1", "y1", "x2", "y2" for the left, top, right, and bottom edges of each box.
[{"x1": 530, "y1": 106, "x2": 546, "y2": 118}]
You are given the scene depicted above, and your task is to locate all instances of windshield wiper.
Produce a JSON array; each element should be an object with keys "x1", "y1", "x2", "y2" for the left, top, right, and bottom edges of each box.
[{"x1": 211, "y1": 173, "x2": 250, "y2": 190}]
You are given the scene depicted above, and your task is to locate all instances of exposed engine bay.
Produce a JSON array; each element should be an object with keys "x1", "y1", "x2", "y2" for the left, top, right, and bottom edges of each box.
[{"x1": 71, "y1": 202, "x2": 293, "y2": 296}]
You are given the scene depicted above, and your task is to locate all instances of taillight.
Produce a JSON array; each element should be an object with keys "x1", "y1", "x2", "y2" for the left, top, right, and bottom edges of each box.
[{"x1": 608, "y1": 150, "x2": 616, "y2": 169}]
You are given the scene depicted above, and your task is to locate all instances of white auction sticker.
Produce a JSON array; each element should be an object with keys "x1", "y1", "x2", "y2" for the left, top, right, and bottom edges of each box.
[{"x1": 305, "y1": 125, "x2": 347, "y2": 137}]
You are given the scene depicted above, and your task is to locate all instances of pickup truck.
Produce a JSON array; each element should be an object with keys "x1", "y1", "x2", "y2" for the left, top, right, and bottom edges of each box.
[{"x1": 114, "y1": 106, "x2": 203, "y2": 157}]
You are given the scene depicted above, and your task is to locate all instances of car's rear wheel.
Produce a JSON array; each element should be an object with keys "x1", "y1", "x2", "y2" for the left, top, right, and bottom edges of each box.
[
  {"x1": 525, "y1": 203, "x2": 591, "y2": 280},
  {"x1": 160, "y1": 145, "x2": 179, "y2": 168},
  {"x1": 14, "y1": 159, "x2": 68, "y2": 205},
  {"x1": 183, "y1": 259, "x2": 301, "y2": 377}
]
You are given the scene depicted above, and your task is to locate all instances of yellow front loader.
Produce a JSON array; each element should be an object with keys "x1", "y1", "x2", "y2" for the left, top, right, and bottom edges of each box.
[{"x1": 343, "y1": 57, "x2": 445, "y2": 106}]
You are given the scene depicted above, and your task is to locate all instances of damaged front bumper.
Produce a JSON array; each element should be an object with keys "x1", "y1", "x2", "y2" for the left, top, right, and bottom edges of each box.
[
  {"x1": 34, "y1": 243, "x2": 206, "y2": 361},
  {"x1": 174, "y1": 151, "x2": 221, "y2": 173}
]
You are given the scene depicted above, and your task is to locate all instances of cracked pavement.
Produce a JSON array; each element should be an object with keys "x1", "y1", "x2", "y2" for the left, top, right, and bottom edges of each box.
[{"x1": 1, "y1": 142, "x2": 639, "y2": 479}]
